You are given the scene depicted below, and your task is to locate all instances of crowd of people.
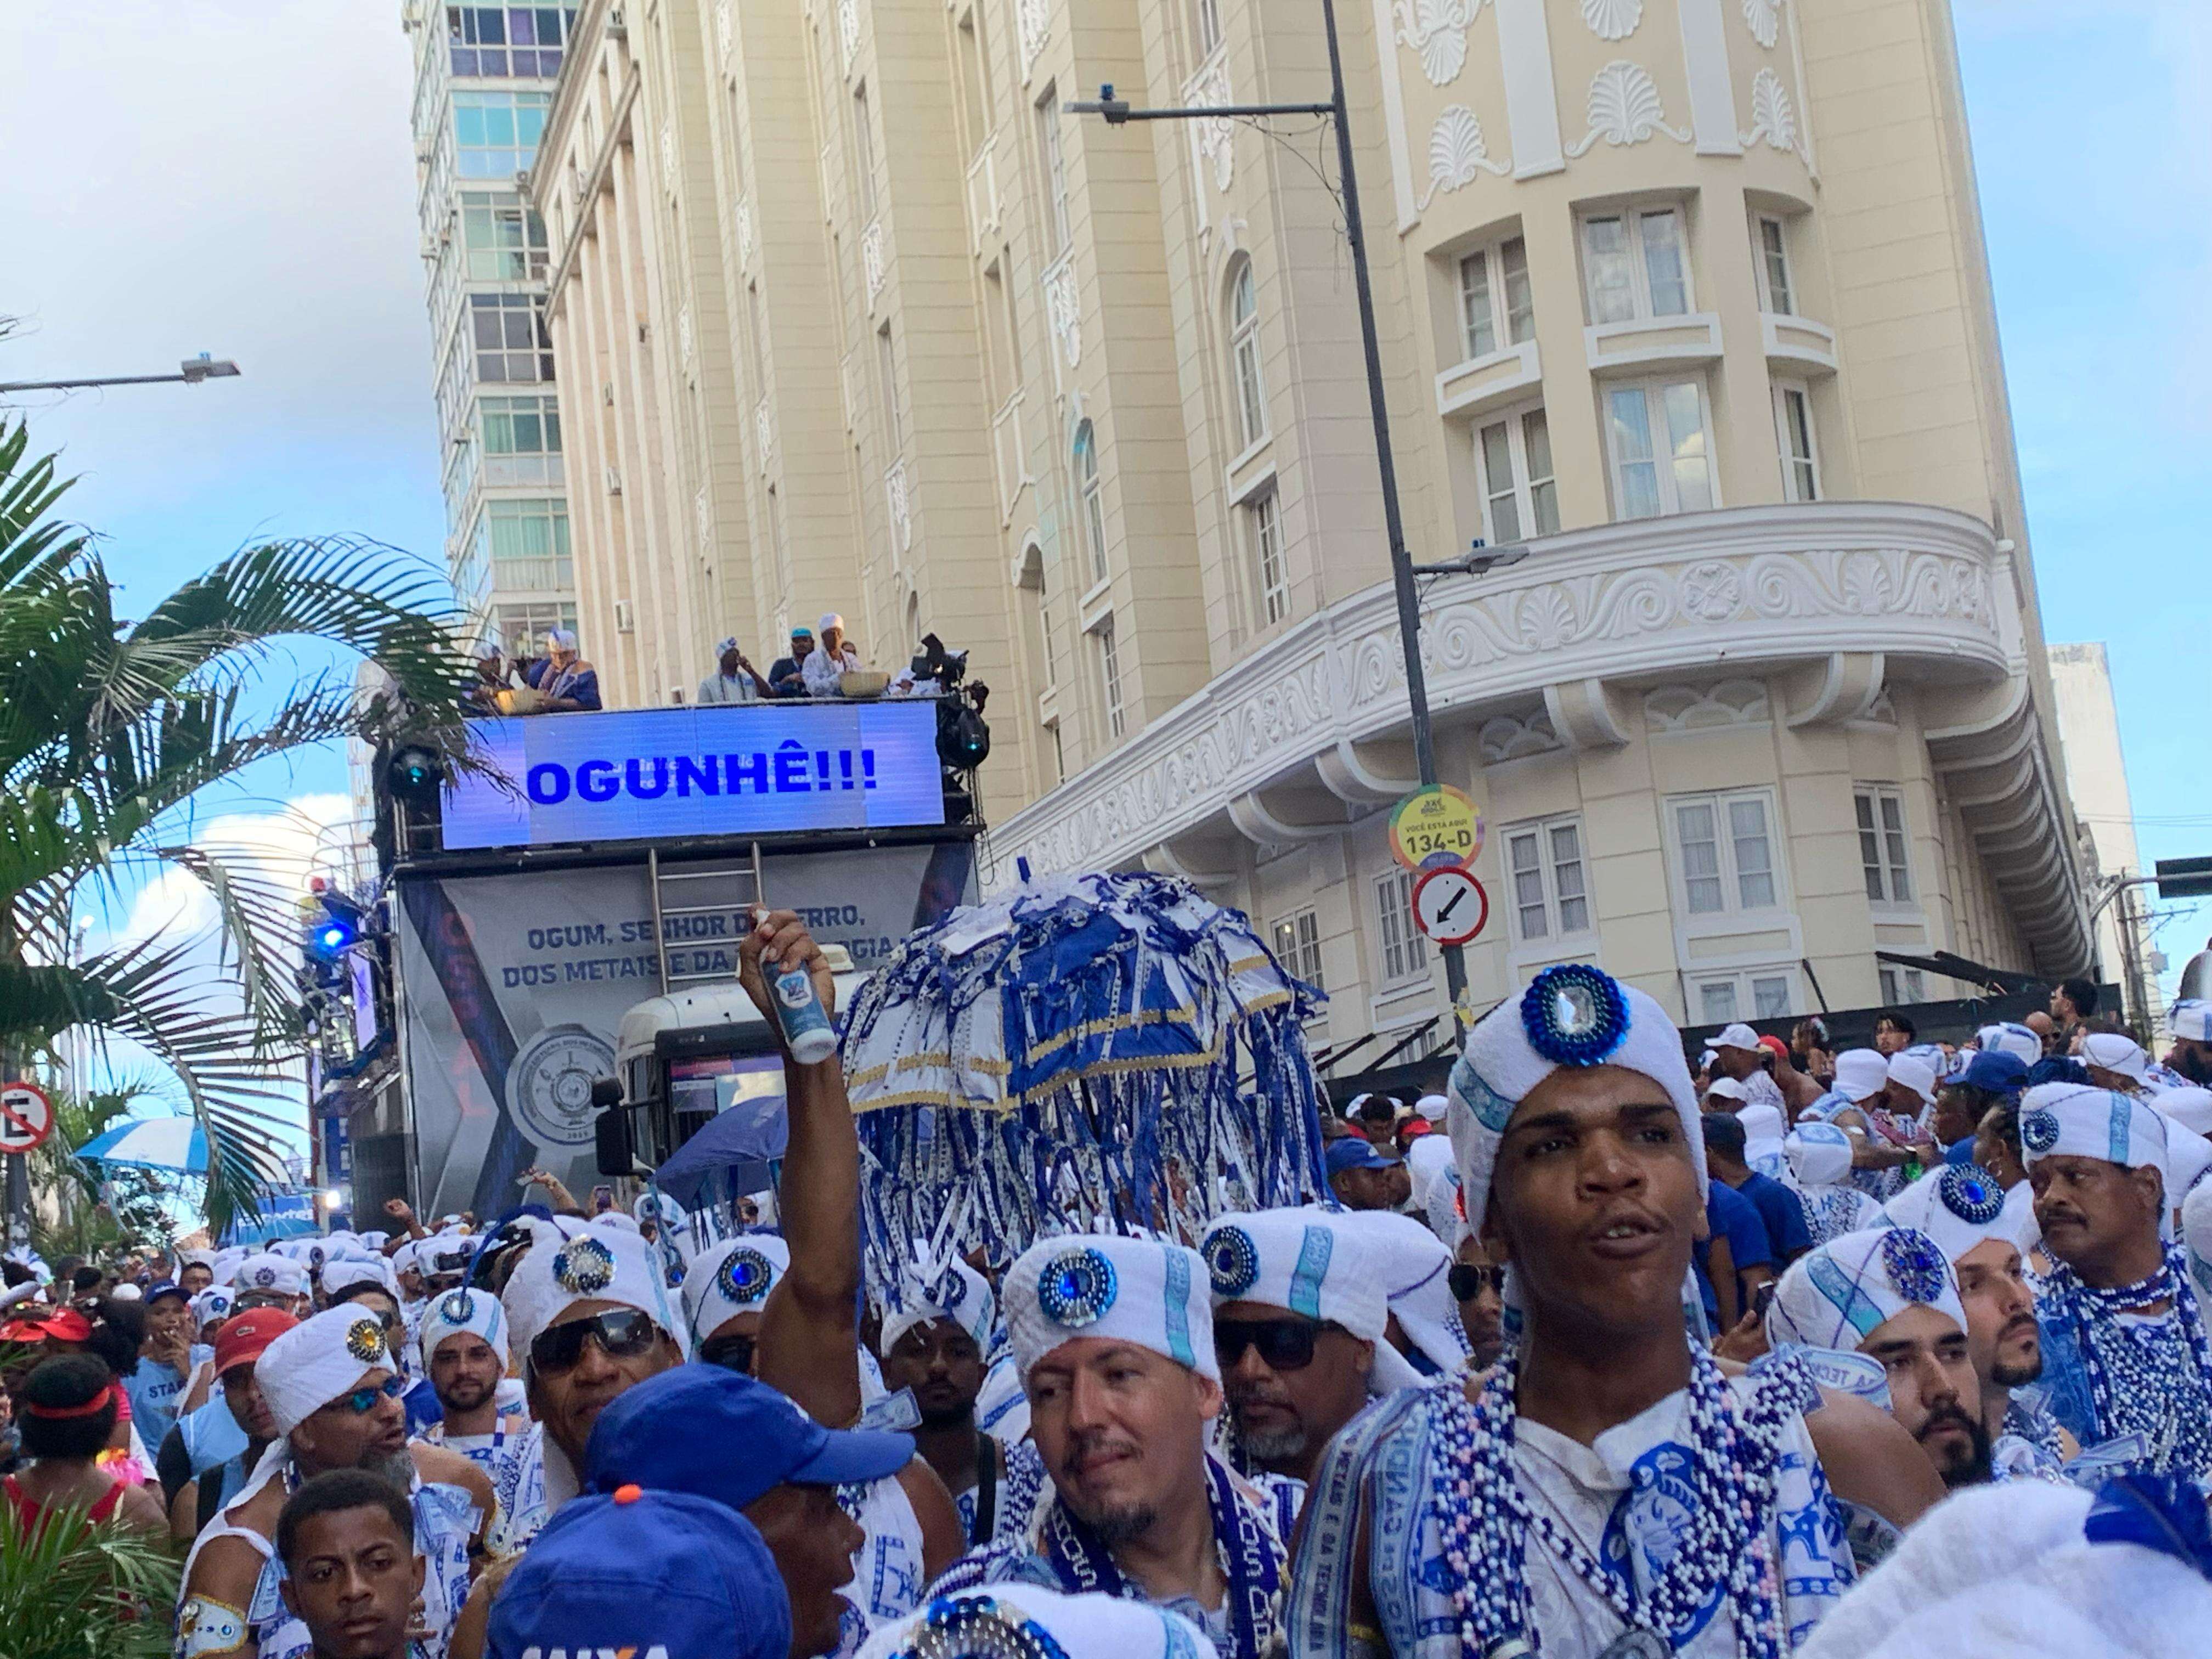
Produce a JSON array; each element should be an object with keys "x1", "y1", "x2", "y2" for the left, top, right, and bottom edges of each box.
[{"x1": 5, "y1": 923, "x2": 2210, "y2": 1658}]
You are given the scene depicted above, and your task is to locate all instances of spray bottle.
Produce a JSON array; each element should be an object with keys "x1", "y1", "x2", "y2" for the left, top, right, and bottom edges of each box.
[{"x1": 756, "y1": 905, "x2": 839, "y2": 1065}]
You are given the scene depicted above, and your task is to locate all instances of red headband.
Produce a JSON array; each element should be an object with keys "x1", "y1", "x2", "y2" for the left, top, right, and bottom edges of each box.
[{"x1": 24, "y1": 1381, "x2": 117, "y2": 1421}]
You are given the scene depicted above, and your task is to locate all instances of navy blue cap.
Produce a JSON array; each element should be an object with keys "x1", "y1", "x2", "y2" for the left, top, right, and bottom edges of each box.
[
  {"x1": 584, "y1": 1364, "x2": 913, "y2": 1509},
  {"x1": 1946, "y1": 1049, "x2": 2029, "y2": 1096},
  {"x1": 488, "y1": 1487, "x2": 790, "y2": 1659},
  {"x1": 143, "y1": 1280, "x2": 189, "y2": 1307},
  {"x1": 1325, "y1": 1137, "x2": 1401, "y2": 1175}
]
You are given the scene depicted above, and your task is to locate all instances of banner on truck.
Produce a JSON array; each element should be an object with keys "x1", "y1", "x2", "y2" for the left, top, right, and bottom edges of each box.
[
  {"x1": 441, "y1": 704, "x2": 946, "y2": 850},
  {"x1": 396, "y1": 841, "x2": 971, "y2": 1219}
]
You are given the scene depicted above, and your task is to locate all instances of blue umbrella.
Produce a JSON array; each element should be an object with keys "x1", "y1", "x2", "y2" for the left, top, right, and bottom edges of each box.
[
  {"x1": 651, "y1": 1092, "x2": 787, "y2": 1210},
  {"x1": 75, "y1": 1115, "x2": 207, "y2": 1176}
]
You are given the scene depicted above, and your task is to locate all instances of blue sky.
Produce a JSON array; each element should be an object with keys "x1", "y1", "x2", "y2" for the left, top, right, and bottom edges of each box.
[{"x1": 0, "y1": 0, "x2": 2204, "y2": 1032}]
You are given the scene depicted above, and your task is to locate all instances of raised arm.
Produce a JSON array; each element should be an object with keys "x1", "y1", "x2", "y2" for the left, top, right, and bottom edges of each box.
[{"x1": 738, "y1": 909, "x2": 864, "y2": 1429}]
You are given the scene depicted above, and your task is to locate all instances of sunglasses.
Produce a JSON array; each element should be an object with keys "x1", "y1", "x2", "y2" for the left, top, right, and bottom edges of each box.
[
  {"x1": 698, "y1": 1333, "x2": 757, "y2": 1374},
  {"x1": 1447, "y1": 1263, "x2": 1506, "y2": 1302},
  {"x1": 234, "y1": 1291, "x2": 295, "y2": 1313},
  {"x1": 325, "y1": 1375, "x2": 408, "y2": 1417},
  {"x1": 527, "y1": 1308, "x2": 663, "y2": 1376},
  {"x1": 1214, "y1": 1317, "x2": 1333, "y2": 1373}
]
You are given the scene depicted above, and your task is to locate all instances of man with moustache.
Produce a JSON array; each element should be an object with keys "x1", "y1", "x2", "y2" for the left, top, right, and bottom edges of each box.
[
  {"x1": 1881, "y1": 1163, "x2": 2073, "y2": 1477},
  {"x1": 1768, "y1": 1227, "x2": 1993, "y2": 1489},
  {"x1": 1289, "y1": 966, "x2": 1942, "y2": 1659},
  {"x1": 176, "y1": 1305, "x2": 492, "y2": 1659},
  {"x1": 411, "y1": 1287, "x2": 532, "y2": 1553},
  {"x1": 2022, "y1": 1081, "x2": 2212, "y2": 1479},
  {"x1": 933, "y1": 1234, "x2": 1289, "y2": 1659}
]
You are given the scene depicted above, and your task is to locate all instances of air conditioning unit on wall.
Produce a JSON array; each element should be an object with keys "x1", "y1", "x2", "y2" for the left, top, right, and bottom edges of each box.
[{"x1": 614, "y1": 600, "x2": 636, "y2": 634}]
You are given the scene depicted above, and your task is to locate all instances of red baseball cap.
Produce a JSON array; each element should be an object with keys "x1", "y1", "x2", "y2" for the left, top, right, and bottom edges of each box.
[
  {"x1": 214, "y1": 1307, "x2": 299, "y2": 1378},
  {"x1": 1756, "y1": 1034, "x2": 1791, "y2": 1060},
  {"x1": 1400, "y1": 1118, "x2": 1435, "y2": 1139},
  {"x1": 0, "y1": 1307, "x2": 93, "y2": 1345}
]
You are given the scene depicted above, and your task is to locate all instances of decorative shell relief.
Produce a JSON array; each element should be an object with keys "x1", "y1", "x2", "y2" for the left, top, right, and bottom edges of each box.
[
  {"x1": 1581, "y1": 0, "x2": 1642, "y2": 42},
  {"x1": 1393, "y1": 0, "x2": 1481, "y2": 88},
  {"x1": 1416, "y1": 105, "x2": 1510, "y2": 210},
  {"x1": 1565, "y1": 61, "x2": 1689, "y2": 157},
  {"x1": 1742, "y1": 0, "x2": 1780, "y2": 50},
  {"x1": 1739, "y1": 68, "x2": 1800, "y2": 157}
]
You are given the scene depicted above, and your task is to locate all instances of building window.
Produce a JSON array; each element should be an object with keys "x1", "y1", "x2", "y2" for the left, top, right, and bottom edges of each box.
[
  {"x1": 1774, "y1": 382, "x2": 1819, "y2": 503},
  {"x1": 478, "y1": 497, "x2": 572, "y2": 588},
  {"x1": 1757, "y1": 216, "x2": 1794, "y2": 315},
  {"x1": 1693, "y1": 968, "x2": 1795, "y2": 1025},
  {"x1": 1097, "y1": 614, "x2": 1126, "y2": 739},
  {"x1": 1504, "y1": 815, "x2": 1590, "y2": 944},
  {"x1": 471, "y1": 293, "x2": 555, "y2": 382},
  {"x1": 479, "y1": 393, "x2": 560, "y2": 456},
  {"x1": 1605, "y1": 377, "x2": 1713, "y2": 519},
  {"x1": 493, "y1": 599, "x2": 578, "y2": 656},
  {"x1": 1248, "y1": 489, "x2": 1288, "y2": 624},
  {"x1": 1878, "y1": 964, "x2": 1926, "y2": 1005},
  {"x1": 460, "y1": 191, "x2": 549, "y2": 280},
  {"x1": 447, "y1": 5, "x2": 569, "y2": 78},
  {"x1": 453, "y1": 91, "x2": 551, "y2": 178},
  {"x1": 1194, "y1": 0, "x2": 1224, "y2": 56},
  {"x1": 875, "y1": 324, "x2": 902, "y2": 452},
  {"x1": 1669, "y1": 789, "x2": 1781, "y2": 917},
  {"x1": 1457, "y1": 236, "x2": 1534, "y2": 361},
  {"x1": 1271, "y1": 908, "x2": 1324, "y2": 991},
  {"x1": 853, "y1": 83, "x2": 878, "y2": 221},
  {"x1": 1036, "y1": 87, "x2": 1071, "y2": 256},
  {"x1": 1855, "y1": 786, "x2": 1914, "y2": 905},
  {"x1": 1228, "y1": 258, "x2": 1267, "y2": 449},
  {"x1": 1075, "y1": 421, "x2": 1108, "y2": 587},
  {"x1": 1475, "y1": 405, "x2": 1559, "y2": 544},
  {"x1": 1580, "y1": 207, "x2": 1690, "y2": 324},
  {"x1": 1374, "y1": 867, "x2": 1429, "y2": 986}
]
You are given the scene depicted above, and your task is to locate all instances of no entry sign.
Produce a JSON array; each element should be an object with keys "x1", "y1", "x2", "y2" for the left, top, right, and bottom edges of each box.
[{"x1": 0, "y1": 1082, "x2": 54, "y2": 1155}]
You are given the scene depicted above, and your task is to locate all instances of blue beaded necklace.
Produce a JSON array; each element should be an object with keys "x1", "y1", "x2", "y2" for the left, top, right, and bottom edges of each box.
[
  {"x1": 2044, "y1": 1246, "x2": 2212, "y2": 1476},
  {"x1": 1424, "y1": 1348, "x2": 1793, "y2": 1658}
]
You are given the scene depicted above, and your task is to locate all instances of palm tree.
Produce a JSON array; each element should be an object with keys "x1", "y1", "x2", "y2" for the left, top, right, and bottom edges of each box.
[{"x1": 0, "y1": 416, "x2": 477, "y2": 1231}]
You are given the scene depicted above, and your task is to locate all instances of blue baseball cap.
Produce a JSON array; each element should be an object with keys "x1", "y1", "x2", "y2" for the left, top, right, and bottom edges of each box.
[
  {"x1": 584, "y1": 1365, "x2": 913, "y2": 1509},
  {"x1": 1945, "y1": 1049, "x2": 2029, "y2": 1096},
  {"x1": 143, "y1": 1280, "x2": 190, "y2": 1308},
  {"x1": 488, "y1": 1486, "x2": 790, "y2": 1659},
  {"x1": 1325, "y1": 1137, "x2": 1401, "y2": 1176}
]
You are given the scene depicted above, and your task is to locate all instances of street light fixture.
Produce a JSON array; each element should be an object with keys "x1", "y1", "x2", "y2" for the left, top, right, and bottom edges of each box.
[{"x1": 0, "y1": 352, "x2": 244, "y2": 394}]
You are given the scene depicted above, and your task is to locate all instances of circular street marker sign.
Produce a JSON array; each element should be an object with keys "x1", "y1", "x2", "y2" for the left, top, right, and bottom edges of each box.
[
  {"x1": 0, "y1": 1081, "x2": 54, "y2": 1155},
  {"x1": 1389, "y1": 785, "x2": 1484, "y2": 873},
  {"x1": 1412, "y1": 866, "x2": 1489, "y2": 947}
]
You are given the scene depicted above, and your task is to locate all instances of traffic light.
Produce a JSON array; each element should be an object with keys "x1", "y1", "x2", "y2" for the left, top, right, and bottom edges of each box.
[{"x1": 2156, "y1": 857, "x2": 2212, "y2": 900}]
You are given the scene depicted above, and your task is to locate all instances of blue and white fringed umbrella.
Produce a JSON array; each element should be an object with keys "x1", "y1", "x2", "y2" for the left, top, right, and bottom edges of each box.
[
  {"x1": 841, "y1": 868, "x2": 1330, "y2": 1302},
  {"x1": 74, "y1": 1114, "x2": 208, "y2": 1177}
]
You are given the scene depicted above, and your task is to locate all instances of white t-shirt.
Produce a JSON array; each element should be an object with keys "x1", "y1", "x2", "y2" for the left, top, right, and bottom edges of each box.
[{"x1": 697, "y1": 671, "x2": 758, "y2": 705}]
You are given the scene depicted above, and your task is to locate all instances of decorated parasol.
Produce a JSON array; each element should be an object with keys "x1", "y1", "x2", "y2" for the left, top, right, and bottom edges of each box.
[
  {"x1": 840, "y1": 868, "x2": 1329, "y2": 1300},
  {"x1": 74, "y1": 1114, "x2": 208, "y2": 1176}
]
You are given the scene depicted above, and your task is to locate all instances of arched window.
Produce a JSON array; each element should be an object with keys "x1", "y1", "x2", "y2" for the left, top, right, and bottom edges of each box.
[
  {"x1": 1227, "y1": 258, "x2": 1267, "y2": 449},
  {"x1": 1075, "y1": 420, "x2": 1108, "y2": 587}
]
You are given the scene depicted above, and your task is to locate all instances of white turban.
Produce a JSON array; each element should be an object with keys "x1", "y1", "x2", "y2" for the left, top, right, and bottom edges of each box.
[
  {"x1": 680, "y1": 1234, "x2": 790, "y2": 1348},
  {"x1": 259, "y1": 1304, "x2": 395, "y2": 1436},
  {"x1": 2020, "y1": 1084, "x2": 2169, "y2": 1173},
  {"x1": 1447, "y1": 965, "x2": 1701, "y2": 1241},
  {"x1": 1403, "y1": 1133, "x2": 1457, "y2": 1214},
  {"x1": 1005, "y1": 1234, "x2": 1217, "y2": 1385},
  {"x1": 177, "y1": 1249, "x2": 217, "y2": 1272},
  {"x1": 2171, "y1": 1001, "x2": 2212, "y2": 1045},
  {"x1": 545, "y1": 627, "x2": 578, "y2": 649},
  {"x1": 231, "y1": 1252, "x2": 307, "y2": 1297},
  {"x1": 1833, "y1": 1049, "x2": 1890, "y2": 1103},
  {"x1": 588, "y1": 1211, "x2": 642, "y2": 1236},
  {"x1": 1886, "y1": 1052, "x2": 1938, "y2": 1110},
  {"x1": 501, "y1": 1215, "x2": 692, "y2": 1373},
  {"x1": 418, "y1": 1284, "x2": 510, "y2": 1368},
  {"x1": 1786, "y1": 1121, "x2": 1856, "y2": 1189},
  {"x1": 320, "y1": 1257, "x2": 398, "y2": 1301},
  {"x1": 1200, "y1": 1209, "x2": 1388, "y2": 1341},
  {"x1": 855, "y1": 1585, "x2": 1218, "y2": 1659},
  {"x1": 817, "y1": 613, "x2": 844, "y2": 634},
  {"x1": 1976, "y1": 1023, "x2": 2043, "y2": 1066},
  {"x1": 2167, "y1": 1123, "x2": 2212, "y2": 1210},
  {"x1": 2153, "y1": 1087, "x2": 2212, "y2": 1137},
  {"x1": 1880, "y1": 1165, "x2": 2030, "y2": 1262},
  {"x1": 212, "y1": 1246, "x2": 248, "y2": 1285},
  {"x1": 1423, "y1": 1158, "x2": 1466, "y2": 1245},
  {"x1": 882, "y1": 1254, "x2": 996, "y2": 1357},
  {"x1": 2185, "y1": 1182, "x2": 2212, "y2": 1305},
  {"x1": 1331, "y1": 1208, "x2": 1469, "y2": 1379},
  {"x1": 2081, "y1": 1032, "x2": 2150, "y2": 1085},
  {"x1": 1767, "y1": 1226, "x2": 1966, "y2": 1353}
]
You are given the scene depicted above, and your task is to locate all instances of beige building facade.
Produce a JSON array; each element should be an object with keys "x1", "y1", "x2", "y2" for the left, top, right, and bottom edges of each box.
[
  {"x1": 2048, "y1": 642, "x2": 2159, "y2": 1035},
  {"x1": 528, "y1": 0, "x2": 2091, "y2": 1042}
]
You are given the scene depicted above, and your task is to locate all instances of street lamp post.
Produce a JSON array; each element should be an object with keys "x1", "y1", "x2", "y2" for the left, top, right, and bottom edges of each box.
[
  {"x1": 0, "y1": 353, "x2": 242, "y2": 394},
  {"x1": 1073, "y1": 0, "x2": 1473, "y2": 1022}
]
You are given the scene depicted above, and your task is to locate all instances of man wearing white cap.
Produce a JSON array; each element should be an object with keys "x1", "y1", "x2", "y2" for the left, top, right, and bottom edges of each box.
[
  {"x1": 1707, "y1": 1022, "x2": 1788, "y2": 1120},
  {"x1": 1821, "y1": 1048, "x2": 1935, "y2": 1203},
  {"x1": 2161, "y1": 998, "x2": 2212, "y2": 1088},
  {"x1": 1290, "y1": 966, "x2": 1941, "y2": 1659},
  {"x1": 877, "y1": 1251, "x2": 1047, "y2": 1549},
  {"x1": 1198, "y1": 1210, "x2": 1409, "y2": 1502},
  {"x1": 412, "y1": 1285, "x2": 532, "y2": 1553},
  {"x1": 1880, "y1": 1164, "x2": 2068, "y2": 1479},
  {"x1": 803, "y1": 612, "x2": 864, "y2": 697},
  {"x1": 2080, "y1": 1031, "x2": 2152, "y2": 1095},
  {"x1": 175, "y1": 1305, "x2": 492, "y2": 1659},
  {"x1": 1768, "y1": 1226, "x2": 1991, "y2": 1489},
  {"x1": 229, "y1": 1252, "x2": 309, "y2": 1317},
  {"x1": 933, "y1": 1233, "x2": 1289, "y2": 1659},
  {"x1": 698, "y1": 635, "x2": 770, "y2": 704},
  {"x1": 2022, "y1": 1082, "x2": 2212, "y2": 1480}
]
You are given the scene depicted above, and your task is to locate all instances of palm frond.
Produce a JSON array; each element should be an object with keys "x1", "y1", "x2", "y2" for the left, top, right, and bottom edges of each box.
[{"x1": 0, "y1": 1499, "x2": 181, "y2": 1659}]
